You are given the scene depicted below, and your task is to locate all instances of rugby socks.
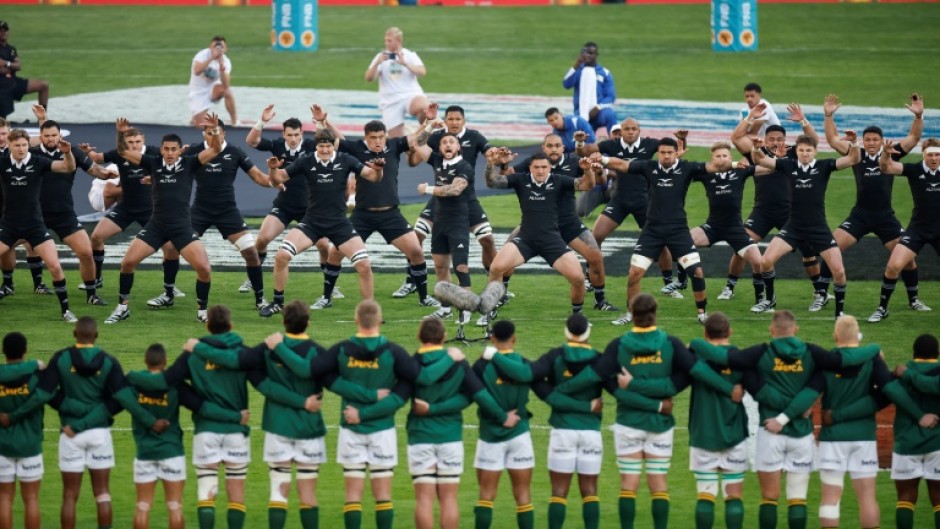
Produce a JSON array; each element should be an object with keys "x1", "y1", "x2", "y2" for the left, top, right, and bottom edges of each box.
[
  {"x1": 503, "y1": 275, "x2": 511, "y2": 293},
  {"x1": 833, "y1": 283, "x2": 846, "y2": 315},
  {"x1": 676, "y1": 264, "x2": 687, "y2": 286},
  {"x1": 725, "y1": 497, "x2": 744, "y2": 529},
  {"x1": 694, "y1": 492, "x2": 715, "y2": 529},
  {"x1": 810, "y1": 273, "x2": 827, "y2": 295},
  {"x1": 405, "y1": 265, "x2": 415, "y2": 286},
  {"x1": 196, "y1": 280, "x2": 210, "y2": 311},
  {"x1": 163, "y1": 258, "x2": 180, "y2": 291},
  {"x1": 618, "y1": 490, "x2": 636, "y2": 529},
  {"x1": 725, "y1": 275, "x2": 738, "y2": 291},
  {"x1": 516, "y1": 503, "x2": 534, "y2": 529},
  {"x1": 299, "y1": 504, "x2": 318, "y2": 529},
  {"x1": 593, "y1": 284, "x2": 606, "y2": 305},
  {"x1": 817, "y1": 260, "x2": 832, "y2": 294},
  {"x1": 934, "y1": 503, "x2": 940, "y2": 529},
  {"x1": 268, "y1": 501, "x2": 287, "y2": 529},
  {"x1": 410, "y1": 263, "x2": 429, "y2": 301},
  {"x1": 258, "y1": 251, "x2": 267, "y2": 266},
  {"x1": 375, "y1": 500, "x2": 393, "y2": 529},
  {"x1": 27, "y1": 256, "x2": 43, "y2": 288},
  {"x1": 661, "y1": 268, "x2": 673, "y2": 286},
  {"x1": 762, "y1": 271, "x2": 776, "y2": 303},
  {"x1": 246, "y1": 265, "x2": 264, "y2": 304},
  {"x1": 227, "y1": 502, "x2": 246, "y2": 529},
  {"x1": 1, "y1": 268, "x2": 11, "y2": 290},
  {"x1": 758, "y1": 498, "x2": 778, "y2": 529},
  {"x1": 93, "y1": 249, "x2": 105, "y2": 282},
  {"x1": 787, "y1": 499, "x2": 807, "y2": 529},
  {"x1": 695, "y1": 299, "x2": 707, "y2": 313},
  {"x1": 273, "y1": 290, "x2": 285, "y2": 306},
  {"x1": 84, "y1": 280, "x2": 98, "y2": 300},
  {"x1": 879, "y1": 275, "x2": 897, "y2": 309},
  {"x1": 582, "y1": 496, "x2": 600, "y2": 529},
  {"x1": 474, "y1": 500, "x2": 494, "y2": 529},
  {"x1": 323, "y1": 263, "x2": 342, "y2": 299},
  {"x1": 651, "y1": 492, "x2": 669, "y2": 529},
  {"x1": 343, "y1": 502, "x2": 362, "y2": 529},
  {"x1": 548, "y1": 496, "x2": 567, "y2": 529},
  {"x1": 119, "y1": 272, "x2": 134, "y2": 304},
  {"x1": 901, "y1": 268, "x2": 920, "y2": 304},
  {"x1": 572, "y1": 302, "x2": 583, "y2": 313},
  {"x1": 197, "y1": 504, "x2": 215, "y2": 529},
  {"x1": 752, "y1": 273, "x2": 765, "y2": 303},
  {"x1": 53, "y1": 279, "x2": 69, "y2": 312}
]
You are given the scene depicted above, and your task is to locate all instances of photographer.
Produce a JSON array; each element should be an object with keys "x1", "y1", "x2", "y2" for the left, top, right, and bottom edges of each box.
[
  {"x1": 364, "y1": 27, "x2": 432, "y2": 138},
  {"x1": 188, "y1": 35, "x2": 239, "y2": 126}
]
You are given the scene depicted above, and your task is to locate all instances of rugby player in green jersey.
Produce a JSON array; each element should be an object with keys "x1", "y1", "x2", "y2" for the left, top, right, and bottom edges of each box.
[
  {"x1": 891, "y1": 334, "x2": 940, "y2": 529},
  {"x1": 406, "y1": 316, "x2": 515, "y2": 529}
]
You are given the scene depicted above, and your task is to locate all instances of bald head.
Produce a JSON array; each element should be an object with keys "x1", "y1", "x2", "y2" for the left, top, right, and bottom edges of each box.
[{"x1": 620, "y1": 118, "x2": 640, "y2": 143}]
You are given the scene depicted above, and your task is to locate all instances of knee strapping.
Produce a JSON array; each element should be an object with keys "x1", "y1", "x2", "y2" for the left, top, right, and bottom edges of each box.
[
  {"x1": 295, "y1": 462, "x2": 319, "y2": 481},
  {"x1": 802, "y1": 257, "x2": 818, "y2": 268},
  {"x1": 694, "y1": 471, "x2": 719, "y2": 497},
  {"x1": 343, "y1": 463, "x2": 367, "y2": 480},
  {"x1": 818, "y1": 503, "x2": 840, "y2": 519},
  {"x1": 678, "y1": 252, "x2": 702, "y2": 268},
  {"x1": 472, "y1": 223, "x2": 493, "y2": 241},
  {"x1": 279, "y1": 240, "x2": 298, "y2": 257},
  {"x1": 224, "y1": 462, "x2": 249, "y2": 480},
  {"x1": 166, "y1": 501, "x2": 182, "y2": 512},
  {"x1": 722, "y1": 472, "x2": 744, "y2": 498},
  {"x1": 630, "y1": 254, "x2": 653, "y2": 270},
  {"x1": 370, "y1": 466, "x2": 394, "y2": 480},
  {"x1": 645, "y1": 458, "x2": 671, "y2": 475},
  {"x1": 737, "y1": 244, "x2": 758, "y2": 258},
  {"x1": 269, "y1": 466, "x2": 293, "y2": 503},
  {"x1": 136, "y1": 501, "x2": 151, "y2": 513},
  {"x1": 455, "y1": 271, "x2": 471, "y2": 287},
  {"x1": 690, "y1": 272, "x2": 706, "y2": 292},
  {"x1": 785, "y1": 472, "x2": 810, "y2": 500},
  {"x1": 437, "y1": 475, "x2": 460, "y2": 485},
  {"x1": 617, "y1": 458, "x2": 643, "y2": 475},
  {"x1": 233, "y1": 233, "x2": 256, "y2": 252},
  {"x1": 96, "y1": 493, "x2": 111, "y2": 504},
  {"x1": 414, "y1": 219, "x2": 432, "y2": 237},
  {"x1": 412, "y1": 473, "x2": 437, "y2": 485},
  {"x1": 350, "y1": 250, "x2": 369, "y2": 264},
  {"x1": 820, "y1": 469, "x2": 844, "y2": 487},
  {"x1": 196, "y1": 467, "x2": 219, "y2": 502}
]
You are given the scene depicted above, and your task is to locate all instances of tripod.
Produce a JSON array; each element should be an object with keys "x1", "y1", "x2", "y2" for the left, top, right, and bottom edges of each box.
[{"x1": 445, "y1": 308, "x2": 499, "y2": 347}]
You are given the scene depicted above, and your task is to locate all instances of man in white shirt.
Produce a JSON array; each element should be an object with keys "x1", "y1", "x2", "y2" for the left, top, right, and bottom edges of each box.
[
  {"x1": 740, "y1": 82, "x2": 780, "y2": 137},
  {"x1": 364, "y1": 27, "x2": 432, "y2": 137},
  {"x1": 189, "y1": 36, "x2": 238, "y2": 126}
]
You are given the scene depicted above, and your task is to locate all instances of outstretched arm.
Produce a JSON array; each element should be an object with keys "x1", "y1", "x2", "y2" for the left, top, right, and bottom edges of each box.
[
  {"x1": 898, "y1": 93, "x2": 925, "y2": 154},
  {"x1": 247, "y1": 104, "x2": 276, "y2": 147},
  {"x1": 834, "y1": 130, "x2": 861, "y2": 170},
  {"x1": 822, "y1": 95, "x2": 850, "y2": 156}
]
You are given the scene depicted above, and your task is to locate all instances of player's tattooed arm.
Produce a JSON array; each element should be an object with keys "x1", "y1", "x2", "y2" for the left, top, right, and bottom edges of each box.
[
  {"x1": 409, "y1": 107, "x2": 441, "y2": 149},
  {"x1": 485, "y1": 162, "x2": 508, "y2": 188},
  {"x1": 435, "y1": 176, "x2": 468, "y2": 196}
]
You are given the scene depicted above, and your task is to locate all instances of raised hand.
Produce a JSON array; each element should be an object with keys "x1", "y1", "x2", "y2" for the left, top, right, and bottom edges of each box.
[
  {"x1": 573, "y1": 131, "x2": 588, "y2": 143},
  {"x1": 260, "y1": 104, "x2": 276, "y2": 123},
  {"x1": 786, "y1": 103, "x2": 807, "y2": 123},
  {"x1": 202, "y1": 112, "x2": 219, "y2": 129},
  {"x1": 57, "y1": 140, "x2": 72, "y2": 154},
  {"x1": 116, "y1": 118, "x2": 132, "y2": 133},
  {"x1": 882, "y1": 139, "x2": 898, "y2": 156},
  {"x1": 425, "y1": 102, "x2": 439, "y2": 121},
  {"x1": 747, "y1": 102, "x2": 767, "y2": 121},
  {"x1": 842, "y1": 129, "x2": 858, "y2": 143},
  {"x1": 673, "y1": 129, "x2": 689, "y2": 142},
  {"x1": 823, "y1": 94, "x2": 841, "y2": 117},
  {"x1": 906, "y1": 93, "x2": 924, "y2": 116},
  {"x1": 310, "y1": 104, "x2": 327, "y2": 123},
  {"x1": 751, "y1": 137, "x2": 765, "y2": 150},
  {"x1": 31, "y1": 104, "x2": 46, "y2": 121}
]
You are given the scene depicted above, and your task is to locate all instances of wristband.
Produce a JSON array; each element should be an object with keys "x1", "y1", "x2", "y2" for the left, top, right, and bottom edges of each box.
[
  {"x1": 424, "y1": 185, "x2": 436, "y2": 196},
  {"x1": 600, "y1": 156, "x2": 610, "y2": 167},
  {"x1": 424, "y1": 122, "x2": 435, "y2": 134},
  {"x1": 774, "y1": 413, "x2": 790, "y2": 427},
  {"x1": 824, "y1": 113, "x2": 833, "y2": 118},
  {"x1": 253, "y1": 121, "x2": 264, "y2": 132},
  {"x1": 346, "y1": 194, "x2": 356, "y2": 207},
  {"x1": 731, "y1": 161, "x2": 739, "y2": 169},
  {"x1": 848, "y1": 141, "x2": 859, "y2": 149},
  {"x1": 500, "y1": 163, "x2": 508, "y2": 170},
  {"x1": 915, "y1": 114, "x2": 923, "y2": 120},
  {"x1": 746, "y1": 117, "x2": 754, "y2": 125},
  {"x1": 800, "y1": 119, "x2": 809, "y2": 127}
]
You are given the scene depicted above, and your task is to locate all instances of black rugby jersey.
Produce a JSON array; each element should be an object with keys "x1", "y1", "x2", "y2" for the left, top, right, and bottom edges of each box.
[
  {"x1": 428, "y1": 128, "x2": 491, "y2": 201},
  {"x1": 700, "y1": 166, "x2": 755, "y2": 226},
  {"x1": 514, "y1": 153, "x2": 583, "y2": 224},
  {"x1": 506, "y1": 172, "x2": 574, "y2": 238},
  {"x1": 773, "y1": 157, "x2": 838, "y2": 230},
  {"x1": 626, "y1": 159, "x2": 707, "y2": 227},
  {"x1": 852, "y1": 147, "x2": 906, "y2": 212},
  {"x1": 255, "y1": 137, "x2": 316, "y2": 212},
  {"x1": 102, "y1": 145, "x2": 159, "y2": 214},
  {"x1": 285, "y1": 152, "x2": 364, "y2": 222},
  {"x1": 745, "y1": 145, "x2": 796, "y2": 216},
  {"x1": 901, "y1": 161, "x2": 940, "y2": 237},
  {"x1": 187, "y1": 142, "x2": 255, "y2": 211},
  {"x1": 428, "y1": 152, "x2": 472, "y2": 223},
  {"x1": 32, "y1": 144, "x2": 93, "y2": 215},
  {"x1": 0, "y1": 153, "x2": 53, "y2": 227},
  {"x1": 339, "y1": 136, "x2": 409, "y2": 209},
  {"x1": 600, "y1": 137, "x2": 659, "y2": 206},
  {"x1": 138, "y1": 154, "x2": 203, "y2": 226}
]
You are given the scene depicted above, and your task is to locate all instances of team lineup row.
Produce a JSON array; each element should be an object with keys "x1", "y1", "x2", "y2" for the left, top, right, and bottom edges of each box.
[
  {"x1": 0, "y1": 92, "x2": 936, "y2": 331},
  {"x1": 0, "y1": 296, "x2": 938, "y2": 529}
]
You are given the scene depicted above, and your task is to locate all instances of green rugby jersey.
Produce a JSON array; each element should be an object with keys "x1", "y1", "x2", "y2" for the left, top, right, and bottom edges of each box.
[
  {"x1": 819, "y1": 345, "x2": 888, "y2": 442},
  {"x1": 128, "y1": 332, "x2": 250, "y2": 435},
  {"x1": 473, "y1": 350, "x2": 532, "y2": 443},
  {"x1": 893, "y1": 360, "x2": 940, "y2": 455},
  {"x1": 529, "y1": 342, "x2": 604, "y2": 431},
  {"x1": 687, "y1": 339, "x2": 747, "y2": 451},
  {"x1": 12, "y1": 345, "x2": 157, "y2": 430},
  {"x1": 406, "y1": 345, "x2": 506, "y2": 445},
  {"x1": 0, "y1": 361, "x2": 44, "y2": 458}
]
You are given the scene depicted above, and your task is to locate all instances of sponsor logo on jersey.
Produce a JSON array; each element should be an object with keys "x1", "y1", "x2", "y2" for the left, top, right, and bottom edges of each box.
[
  {"x1": 0, "y1": 384, "x2": 29, "y2": 397},
  {"x1": 656, "y1": 178, "x2": 673, "y2": 188},
  {"x1": 138, "y1": 393, "x2": 169, "y2": 407},
  {"x1": 346, "y1": 358, "x2": 380, "y2": 369},
  {"x1": 795, "y1": 178, "x2": 813, "y2": 189},
  {"x1": 772, "y1": 358, "x2": 803, "y2": 372},
  {"x1": 631, "y1": 351, "x2": 663, "y2": 365}
]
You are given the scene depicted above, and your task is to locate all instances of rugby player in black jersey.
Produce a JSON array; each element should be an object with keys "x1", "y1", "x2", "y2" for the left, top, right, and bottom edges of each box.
[
  {"x1": 103, "y1": 114, "x2": 223, "y2": 324},
  {"x1": 819, "y1": 93, "x2": 929, "y2": 321},
  {"x1": 149, "y1": 119, "x2": 272, "y2": 310},
  {"x1": 260, "y1": 129, "x2": 385, "y2": 317},
  {"x1": 691, "y1": 142, "x2": 769, "y2": 305},
  {"x1": 313, "y1": 103, "x2": 441, "y2": 311},
  {"x1": 598, "y1": 133, "x2": 732, "y2": 324},
  {"x1": 416, "y1": 132, "x2": 475, "y2": 324},
  {"x1": 750, "y1": 131, "x2": 861, "y2": 318},
  {"x1": 485, "y1": 150, "x2": 599, "y2": 314},
  {"x1": 499, "y1": 134, "x2": 619, "y2": 316},
  {"x1": 869, "y1": 138, "x2": 940, "y2": 322},
  {"x1": 0, "y1": 129, "x2": 77, "y2": 320},
  {"x1": 241, "y1": 104, "x2": 346, "y2": 300},
  {"x1": 575, "y1": 118, "x2": 682, "y2": 296},
  {"x1": 32, "y1": 120, "x2": 117, "y2": 306},
  {"x1": 729, "y1": 102, "x2": 827, "y2": 311},
  {"x1": 402, "y1": 106, "x2": 499, "y2": 299}
]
